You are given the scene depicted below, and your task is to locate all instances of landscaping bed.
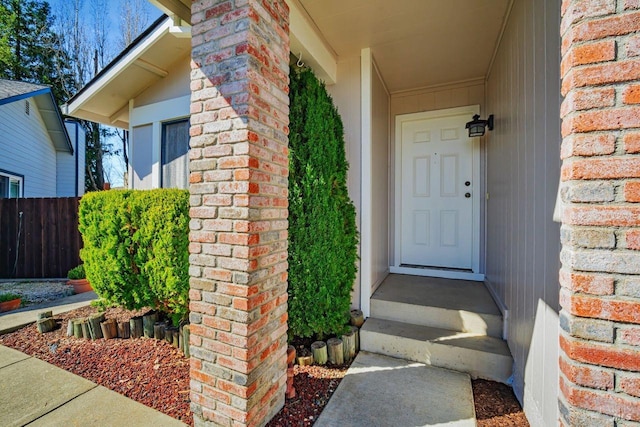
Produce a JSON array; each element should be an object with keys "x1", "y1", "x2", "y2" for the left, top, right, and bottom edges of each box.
[{"x1": 0, "y1": 305, "x2": 526, "y2": 426}]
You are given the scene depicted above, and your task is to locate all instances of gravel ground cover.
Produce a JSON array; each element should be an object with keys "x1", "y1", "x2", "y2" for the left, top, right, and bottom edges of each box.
[
  {"x1": 0, "y1": 303, "x2": 527, "y2": 426},
  {"x1": 0, "y1": 280, "x2": 73, "y2": 306}
]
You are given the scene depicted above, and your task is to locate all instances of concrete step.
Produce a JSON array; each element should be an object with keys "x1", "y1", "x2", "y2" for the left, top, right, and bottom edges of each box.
[
  {"x1": 360, "y1": 317, "x2": 512, "y2": 383},
  {"x1": 371, "y1": 274, "x2": 504, "y2": 338},
  {"x1": 370, "y1": 298, "x2": 503, "y2": 338}
]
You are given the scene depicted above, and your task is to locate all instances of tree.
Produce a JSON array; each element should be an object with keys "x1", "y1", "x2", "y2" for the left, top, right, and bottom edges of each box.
[
  {"x1": 1, "y1": 0, "x2": 155, "y2": 190},
  {"x1": 0, "y1": 2, "x2": 14, "y2": 73},
  {"x1": 118, "y1": 0, "x2": 149, "y2": 50},
  {"x1": 90, "y1": 0, "x2": 109, "y2": 73},
  {"x1": 287, "y1": 66, "x2": 359, "y2": 339},
  {"x1": 0, "y1": 0, "x2": 74, "y2": 102},
  {"x1": 51, "y1": 0, "x2": 130, "y2": 190}
]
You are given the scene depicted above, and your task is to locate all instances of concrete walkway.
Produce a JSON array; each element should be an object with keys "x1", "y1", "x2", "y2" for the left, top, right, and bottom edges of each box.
[
  {"x1": 315, "y1": 352, "x2": 477, "y2": 427},
  {"x1": 0, "y1": 294, "x2": 186, "y2": 427},
  {"x1": 0, "y1": 346, "x2": 185, "y2": 427},
  {"x1": 1, "y1": 294, "x2": 476, "y2": 426}
]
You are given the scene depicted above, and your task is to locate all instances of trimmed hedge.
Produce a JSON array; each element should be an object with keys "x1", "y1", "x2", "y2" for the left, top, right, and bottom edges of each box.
[
  {"x1": 78, "y1": 189, "x2": 190, "y2": 323},
  {"x1": 288, "y1": 66, "x2": 359, "y2": 339}
]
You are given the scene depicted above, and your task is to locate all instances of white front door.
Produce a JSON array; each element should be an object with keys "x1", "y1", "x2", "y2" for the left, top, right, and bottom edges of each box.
[{"x1": 396, "y1": 107, "x2": 480, "y2": 271}]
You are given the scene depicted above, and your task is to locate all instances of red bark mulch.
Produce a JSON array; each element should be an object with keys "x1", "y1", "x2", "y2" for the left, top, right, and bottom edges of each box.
[
  {"x1": 473, "y1": 379, "x2": 530, "y2": 426},
  {"x1": 0, "y1": 305, "x2": 527, "y2": 426}
]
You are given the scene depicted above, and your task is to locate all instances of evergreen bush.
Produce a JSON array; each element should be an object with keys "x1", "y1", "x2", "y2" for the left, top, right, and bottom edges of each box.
[
  {"x1": 78, "y1": 189, "x2": 190, "y2": 324},
  {"x1": 288, "y1": 66, "x2": 359, "y2": 339}
]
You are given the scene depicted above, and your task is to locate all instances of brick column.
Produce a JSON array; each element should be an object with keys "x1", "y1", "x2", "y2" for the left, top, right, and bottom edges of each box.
[
  {"x1": 559, "y1": 1, "x2": 640, "y2": 425},
  {"x1": 188, "y1": 1, "x2": 289, "y2": 426}
]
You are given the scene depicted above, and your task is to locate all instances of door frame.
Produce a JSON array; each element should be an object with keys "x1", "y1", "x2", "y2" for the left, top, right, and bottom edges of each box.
[{"x1": 391, "y1": 105, "x2": 484, "y2": 281}]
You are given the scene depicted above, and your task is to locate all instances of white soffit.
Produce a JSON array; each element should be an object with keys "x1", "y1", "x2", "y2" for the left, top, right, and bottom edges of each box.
[
  {"x1": 298, "y1": 0, "x2": 511, "y2": 92},
  {"x1": 286, "y1": 0, "x2": 338, "y2": 84},
  {"x1": 150, "y1": 0, "x2": 338, "y2": 85},
  {"x1": 64, "y1": 17, "x2": 190, "y2": 129}
]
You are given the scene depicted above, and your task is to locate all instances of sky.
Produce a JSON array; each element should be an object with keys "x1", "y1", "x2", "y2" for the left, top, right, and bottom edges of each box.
[
  {"x1": 46, "y1": 0, "x2": 164, "y2": 187},
  {"x1": 46, "y1": 0, "x2": 163, "y2": 49}
]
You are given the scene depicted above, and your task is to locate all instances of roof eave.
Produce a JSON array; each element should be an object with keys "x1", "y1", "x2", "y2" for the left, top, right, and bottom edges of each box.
[{"x1": 34, "y1": 91, "x2": 74, "y2": 154}]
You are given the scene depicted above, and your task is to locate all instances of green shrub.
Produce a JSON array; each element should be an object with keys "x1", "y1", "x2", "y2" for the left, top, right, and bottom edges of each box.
[
  {"x1": 67, "y1": 264, "x2": 85, "y2": 280},
  {"x1": 78, "y1": 189, "x2": 190, "y2": 324},
  {"x1": 0, "y1": 293, "x2": 21, "y2": 303},
  {"x1": 287, "y1": 66, "x2": 359, "y2": 339}
]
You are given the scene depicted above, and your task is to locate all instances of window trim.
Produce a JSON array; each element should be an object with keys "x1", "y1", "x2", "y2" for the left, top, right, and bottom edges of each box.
[{"x1": 0, "y1": 169, "x2": 24, "y2": 198}]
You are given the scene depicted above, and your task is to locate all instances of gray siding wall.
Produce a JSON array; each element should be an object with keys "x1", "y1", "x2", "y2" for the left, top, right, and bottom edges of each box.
[
  {"x1": 0, "y1": 100, "x2": 57, "y2": 197},
  {"x1": 371, "y1": 65, "x2": 390, "y2": 292},
  {"x1": 485, "y1": 1, "x2": 561, "y2": 425}
]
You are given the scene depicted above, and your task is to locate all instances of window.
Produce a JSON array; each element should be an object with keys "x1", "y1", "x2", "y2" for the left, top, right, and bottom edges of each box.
[
  {"x1": 0, "y1": 171, "x2": 23, "y2": 198},
  {"x1": 161, "y1": 119, "x2": 190, "y2": 189}
]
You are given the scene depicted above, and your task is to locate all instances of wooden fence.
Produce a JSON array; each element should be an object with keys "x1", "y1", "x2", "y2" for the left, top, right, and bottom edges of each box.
[{"x1": 0, "y1": 197, "x2": 82, "y2": 278}]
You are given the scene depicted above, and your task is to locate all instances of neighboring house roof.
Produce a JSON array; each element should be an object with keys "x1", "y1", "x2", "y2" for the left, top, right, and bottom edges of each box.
[
  {"x1": 63, "y1": 15, "x2": 191, "y2": 129},
  {"x1": 0, "y1": 79, "x2": 73, "y2": 154}
]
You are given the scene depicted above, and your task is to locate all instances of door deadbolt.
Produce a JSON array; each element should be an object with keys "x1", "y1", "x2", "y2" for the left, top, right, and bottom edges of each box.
[
  {"x1": 465, "y1": 181, "x2": 471, "y2": 186},
  {"x1": 465, "y1": 192, "x2": 471, "y2": 198}
]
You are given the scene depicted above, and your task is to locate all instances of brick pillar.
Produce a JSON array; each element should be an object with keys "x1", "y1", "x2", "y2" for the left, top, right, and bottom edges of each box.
[
  {"x1": 188, "y1": 1, "x2": 289, "y2": 426},
  {"x1": 559, "y1": 1, "x2": 640, "y2": 425}
]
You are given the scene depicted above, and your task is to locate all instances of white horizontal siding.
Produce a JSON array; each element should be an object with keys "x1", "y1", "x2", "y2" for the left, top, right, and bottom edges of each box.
[
  {"x1": 0, "y1": 100, "x2": 57, "y2": 197},
  {"x1": 56, "y1": 121, "x2": 86, "y2": 197},
  {"x1": 56, "y1": 149, "x2": 75, "y2": 197},
  {"x1": 76, "y1": 124, "x2": 85, "y2": 196}
]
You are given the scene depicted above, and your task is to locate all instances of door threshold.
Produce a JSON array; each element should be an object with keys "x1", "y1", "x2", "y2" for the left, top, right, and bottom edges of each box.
[{"x1": 389, "y1": 265, "x2": 485, "y2": 282}]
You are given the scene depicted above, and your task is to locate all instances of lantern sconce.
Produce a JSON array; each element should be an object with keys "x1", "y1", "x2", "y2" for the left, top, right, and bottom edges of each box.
[{"x1": 465, "y1": 114, "x2": 494, "y2": 137}]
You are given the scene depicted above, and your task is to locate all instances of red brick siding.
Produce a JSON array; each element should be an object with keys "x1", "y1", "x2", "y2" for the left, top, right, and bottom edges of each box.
[
  {"x1": 189, "y1": 1, "x2": 290, "y2": 426},
  {"x1": 561, "y1": 0, "x2": 640, "y2": 423}
]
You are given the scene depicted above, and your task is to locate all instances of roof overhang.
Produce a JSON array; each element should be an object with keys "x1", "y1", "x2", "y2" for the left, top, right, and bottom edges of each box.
[
  {"x1": 148, "y1": 0, "x2": 190, "y2": 22},
  {"x1": 148, "y1": 0, "x2": 511, "y2": 91},
  {"x1": 149, "y1": 0, "x2": 338, "y2": 84},
  {"x1": 1, "y1": 87, "x2": 73, "y2": 154},
  {"x1": 62, "y1": 15, "x2": 191, "y2": 129}
]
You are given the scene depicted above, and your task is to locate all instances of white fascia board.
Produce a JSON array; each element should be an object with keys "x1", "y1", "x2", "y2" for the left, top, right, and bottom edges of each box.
[
  {"x1": 148, "y1": 0, "x2": 191, "y2": 23},
  {"x1": 286, "y1": 0, "x2": 337, "y2": 85},
  {"x1": 66, "y1": 20, "x2": 172, "y2": 116},
  {"x1": 169, "y1": 25, "x2": 191, "y2": 38}
]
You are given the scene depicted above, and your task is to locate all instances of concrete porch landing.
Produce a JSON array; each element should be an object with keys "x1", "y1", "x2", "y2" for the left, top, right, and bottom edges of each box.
[
  {"x1": 315, "y1": 351, "x2": 476, "y2": 426},
  {"x1": 371, "y1": 275, "x2": 503, "y2": 337}
]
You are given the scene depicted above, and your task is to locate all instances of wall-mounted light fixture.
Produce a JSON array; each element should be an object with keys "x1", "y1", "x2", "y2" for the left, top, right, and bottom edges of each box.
[{"x1": 465, "y1": 114, "x2": 494, "y2": 137}]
